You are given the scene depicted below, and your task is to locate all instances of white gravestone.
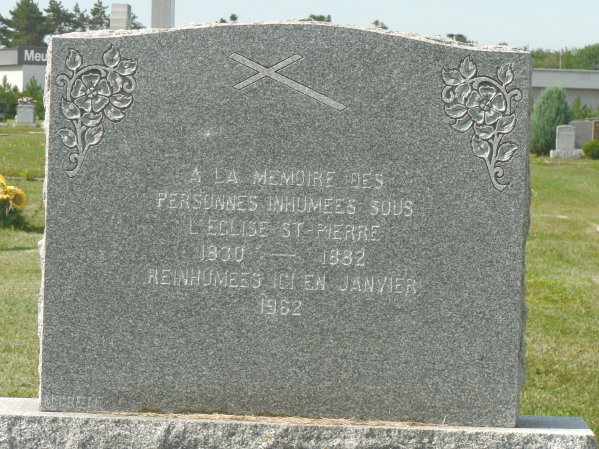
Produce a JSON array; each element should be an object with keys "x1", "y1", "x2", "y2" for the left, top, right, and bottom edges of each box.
[
  {"x1": 15, "y1": 104, "x2": 36, "y2": 126},
  {"x1": 551, "y1": 125, "x2": 583, "y2": 159}
]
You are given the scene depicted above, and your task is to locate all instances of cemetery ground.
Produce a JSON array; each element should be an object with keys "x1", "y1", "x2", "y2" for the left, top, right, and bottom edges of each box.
[
  {"x1": 0, "y1": 127, "x2": 45, "y2": 179},
  {"x1": 0, "y1": 132, "x2": 597, "y2": 434}
]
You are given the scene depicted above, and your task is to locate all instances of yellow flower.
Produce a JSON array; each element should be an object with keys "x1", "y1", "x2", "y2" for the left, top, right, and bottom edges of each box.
[
  {"x1": 11, "y1": 188, "x2": 26, "y2": 209},
  {"x1": 0, "y1": 175, "x2": 6, "y2": 187},
  {"x1": 4, "y1": 186, "x2": 16, "y2": 199}
]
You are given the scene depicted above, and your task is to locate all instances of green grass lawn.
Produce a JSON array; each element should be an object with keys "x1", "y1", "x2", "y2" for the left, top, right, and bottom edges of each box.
[
  {"x1": 0, "y1": 128, "x2": 46, "y2": 179},
  {"x1": 0, "y1": 178, "x2": 44, "y2": 397},
  {"x1": 0, "y1": 148, "x2": 597, "y2": 435},
  {"x1": 521, "y1": 157, "x2": 599, "y2": 433}
]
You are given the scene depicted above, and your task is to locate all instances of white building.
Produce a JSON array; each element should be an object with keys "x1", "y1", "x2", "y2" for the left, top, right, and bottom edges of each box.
[
  {"x1": 532, "y1": 68, "x2": 599, "y2": 110},
  {"x1": 0, "y1": 46, "x2": 47, "y2": 90}
]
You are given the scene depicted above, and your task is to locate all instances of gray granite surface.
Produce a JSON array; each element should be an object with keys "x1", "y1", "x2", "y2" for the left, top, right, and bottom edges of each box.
[
  {"x1": 41, "y1": 22, "x2": 532, "y2": 426},
  {"x1": 569, "y1": 120, "x2": 593, "y2": 148},
  {"x1": 1, "y1": 399, "x2": 598, "y2": 449}
]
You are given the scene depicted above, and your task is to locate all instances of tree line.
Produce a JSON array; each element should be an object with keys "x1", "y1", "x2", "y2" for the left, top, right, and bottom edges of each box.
[
  {"x1": 0, "y1": 0, "x2": 143, "y2": 47},
  {"x1": 5, "y1": 2, "x2": 596, "y2": 70},
  {"x1": 445, "y1": 35, "x2": 599, "y2": 70},
  {"x1": 531, "y1": 45, "x2": 599, "y2": 70}
]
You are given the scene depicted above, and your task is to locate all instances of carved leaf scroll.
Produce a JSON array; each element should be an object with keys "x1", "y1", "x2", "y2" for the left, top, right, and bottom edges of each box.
[
  {"x1": 442, "y1": 56, "x2": 523, "y2": 192},
  {"x1": 55, "y1": 44, "x2": 138, "y2": 178}
]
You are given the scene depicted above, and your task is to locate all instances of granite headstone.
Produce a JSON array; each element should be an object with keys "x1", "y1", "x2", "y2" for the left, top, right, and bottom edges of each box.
[
  {"x1": 41, "y1": 22, "x2": 532, "y2": 427},
  {"x1": 569, "y1": 119, "x2": 592, "y2": 148},
  {"x1": 16, "y1": 104, "x2": 35, "y2": 126}
]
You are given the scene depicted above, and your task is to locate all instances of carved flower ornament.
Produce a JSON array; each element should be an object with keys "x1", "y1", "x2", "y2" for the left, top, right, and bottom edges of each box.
[
  {"x1": 56, "y1": 44, "x2": 138, "y2": 178},
  {"x1": 442, "y1": 56, "x2": 522, "y2": 192}
]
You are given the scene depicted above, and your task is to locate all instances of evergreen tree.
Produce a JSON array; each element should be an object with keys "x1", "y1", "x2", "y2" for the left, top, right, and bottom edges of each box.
[
  {"x1": 130, "y1": 12, "x2": 144, "y2": 29},
  {"x1": 447, "y1": 33, "x2": 471, "y2": 43},
  {"x1": 571, "y1": 97, "x2": 594, "y2": 120},
  {"x1": 573, "y1": 43, "x2": 599, "y2": 70},
  {"x1": 308, "y1": 14, "x2": 331, "y2": 22},
  {"x1": 44, "y1": 0, "x2": 76, "y2": 35},
  {"x1": 0, "y1": 0, "x2": 47, "y2": 47},
  {"x1": 71, "y1": 3, "x2": 89, "y2": 31},
  {"x1": 530, "y1": 86, "x2": 572, "y2": 155},
  {"x1": 88, "y1": 0, "x2": 109, "y2": 30},
  {"x1": 0, "y1": 76, "x2": 20, "y2": 119},
  {"x1": 218, "y1": 13, "x2": 238, "y2": 24},
  {"x1": 372, "y1": 20, "x2": 388, "y2": 29}
]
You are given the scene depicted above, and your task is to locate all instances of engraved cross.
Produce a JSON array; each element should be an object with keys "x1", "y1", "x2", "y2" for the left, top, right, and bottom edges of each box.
[{"x1": 229, "y1": 53, "x2": 347, "y2": 111}]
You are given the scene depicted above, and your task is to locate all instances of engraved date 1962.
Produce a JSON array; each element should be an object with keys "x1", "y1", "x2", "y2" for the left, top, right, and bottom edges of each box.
[{"x1": 259, "y1": 298, "x2": 302, "y2": 316}]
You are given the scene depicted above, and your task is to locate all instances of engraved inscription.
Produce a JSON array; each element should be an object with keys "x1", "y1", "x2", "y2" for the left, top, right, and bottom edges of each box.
[
  {"x1": 45, "y1": 395, "x2": 100, "y2": 410},
  {"x1": 442, "y1": 56, "x2": 522, "y2": 192},
  {"x1": 259, "y1": 298, "x2": 302, "y2": 317},
  {"x1": 147, "y1": 164, "x2": 419, "y2": 316},
  {"x1": 56, "y1": 44, "x2": 138, "y2": 178},
  {"x1": 229, "y1": 53, "x2": 347, "y2": 111},
  {"x1": 45, "y1": 395, "x2": 128, "y2": 410}
]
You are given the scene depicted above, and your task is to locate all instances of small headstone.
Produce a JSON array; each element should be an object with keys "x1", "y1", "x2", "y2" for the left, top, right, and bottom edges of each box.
[
  {"x1": 41, "y1": 23, "x2": 532, "y2": 428},
  {"x1": 110, "y1": 3, "x2": 131, "y2": 30},
  {"x1": 556, "y1": 125, "x2": 575, "y2": 150},
  {"x1": 151, "y1": 0, "x2": 174, "y2": 28},
  {"x1": 15, "y1": 104, "x2": 36, "y2": 126},
  {"x1": 550, "y1": 125, "x2": 583, "y2": 158},
  {"x1": 569, "y1": 119, "x2": 593, "y2": 148}
]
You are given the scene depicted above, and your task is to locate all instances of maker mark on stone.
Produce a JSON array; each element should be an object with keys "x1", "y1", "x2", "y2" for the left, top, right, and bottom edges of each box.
[{"x1": 229, "y1": 53, "x2": 347, "y2": 111}]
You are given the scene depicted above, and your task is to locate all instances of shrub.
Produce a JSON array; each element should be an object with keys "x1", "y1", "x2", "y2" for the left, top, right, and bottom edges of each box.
[
  {"x1": 582, "y1": 140, "x2": 599, "y2": 159},
  {"x1": 530, "y1": 86, "x2": 572, "y2": 155},
  {"x1": 0, "y1": 175, "x2": 27, "y2": 227}
]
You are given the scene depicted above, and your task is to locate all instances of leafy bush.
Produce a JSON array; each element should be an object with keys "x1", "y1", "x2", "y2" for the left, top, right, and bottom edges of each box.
[
  {"x1": 0, "y1": 175, "x2": 27, "y2": 227},
  {"x1": 582, "y1": 140, "x2": 599, "y2": 159},
  {"x1": 530, "y1": 86, "x2": 572, "y2": 155}
]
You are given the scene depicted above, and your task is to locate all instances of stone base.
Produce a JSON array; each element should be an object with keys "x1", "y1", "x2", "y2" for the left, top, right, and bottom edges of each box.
[
  {"x1": 0, "y1": 398, "x2": 596, "y2": 449},
  {"x1": 550, "y1": 149, "x2": 584, "y2": 159}
]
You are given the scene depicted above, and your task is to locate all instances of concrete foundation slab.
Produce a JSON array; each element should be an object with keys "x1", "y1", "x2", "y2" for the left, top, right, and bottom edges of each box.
[
  {"x1": 0, "y1": 398, "x2": 596, "y2": 449},
  {"x1": 550, "y1": 149, "x2": 584, "y2": 158}
]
